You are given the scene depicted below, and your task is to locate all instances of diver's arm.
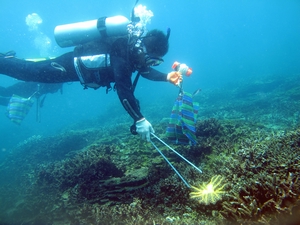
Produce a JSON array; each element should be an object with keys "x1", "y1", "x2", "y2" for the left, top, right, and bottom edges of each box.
[
  {"x1": 8, "y1": 82, "x2": 40, "y2": 98},
  {"x1": 140, "y1": 67, "x2": 168, "y2": 81},
  {"x1": 111, "y1": 55, "x2": 144, "y2": 121},
  {"x1": 142, "y1": 67, "x2": 182, "y2": 86}
]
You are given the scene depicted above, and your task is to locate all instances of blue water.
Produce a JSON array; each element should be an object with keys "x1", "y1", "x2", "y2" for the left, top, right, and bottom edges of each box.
[{"x1": 0, "y1": 0, "x2": 300, "y2": 152}]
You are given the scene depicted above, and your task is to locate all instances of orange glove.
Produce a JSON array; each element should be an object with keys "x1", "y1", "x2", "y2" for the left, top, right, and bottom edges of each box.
[{"x1": 167, "y1": 71, "x2": 183, "y2": 86}]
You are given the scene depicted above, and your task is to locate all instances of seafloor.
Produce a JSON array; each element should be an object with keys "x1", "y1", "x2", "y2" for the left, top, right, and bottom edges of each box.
[{"x1": 0, "y1": 74, "x2": 300, "y2": 225}]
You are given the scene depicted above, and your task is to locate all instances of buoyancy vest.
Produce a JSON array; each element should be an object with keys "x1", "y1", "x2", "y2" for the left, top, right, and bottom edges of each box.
[{"x1": 73, "y1": 37, "x2": 125, "y2": 90}]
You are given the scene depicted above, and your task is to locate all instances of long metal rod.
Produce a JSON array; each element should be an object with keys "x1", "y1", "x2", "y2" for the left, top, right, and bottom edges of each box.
[
  {"x1": 151, "y1": 133, "x2": 203, "y2": 174},
  {"x1": 150, "y1": 140, "x2": 190, "y2": 188}
]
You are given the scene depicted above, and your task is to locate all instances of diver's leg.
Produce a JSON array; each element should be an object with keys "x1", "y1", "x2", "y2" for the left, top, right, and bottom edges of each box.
[{"x1": 0, "y1": 52, "x2": 78, "y2": 83}]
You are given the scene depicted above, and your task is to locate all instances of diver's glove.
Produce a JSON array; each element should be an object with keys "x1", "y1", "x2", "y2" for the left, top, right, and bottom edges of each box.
[
  {"x1": 135, "y1": 118, "x2": 154, "y2": 141},
  {"x1": 167, "y1": 71, "x2": 183, "y2": 86}
]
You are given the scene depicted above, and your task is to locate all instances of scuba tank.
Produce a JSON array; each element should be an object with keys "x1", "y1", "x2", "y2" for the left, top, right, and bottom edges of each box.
[{"x1": 54, "y1": 15, "x2": 130, "y2": 48}]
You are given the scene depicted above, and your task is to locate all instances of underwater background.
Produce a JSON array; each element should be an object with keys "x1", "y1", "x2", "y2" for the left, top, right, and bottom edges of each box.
[{"x1": 0, "y1": 0, "x2": 300, "y2": 224}]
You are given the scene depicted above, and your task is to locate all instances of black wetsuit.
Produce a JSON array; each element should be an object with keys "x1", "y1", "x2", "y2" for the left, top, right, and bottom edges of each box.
[{"x1": 0, "y1": 37, "x2": 168, "y2": 121}]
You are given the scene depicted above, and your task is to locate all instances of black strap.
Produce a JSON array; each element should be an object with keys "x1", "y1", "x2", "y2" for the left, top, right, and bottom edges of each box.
[
  {"x1": 106, "y1": 83, "x2": 114, "y2": 94},
  {"x1": 129, "y1": 0, "x2": 141, "y2": 94},
  {"x1": 131, "y1": 71, "x2": 141, "y2": 93},
  {"x1": 97, "y1": 17, "x2": 107, "y2": 38}
]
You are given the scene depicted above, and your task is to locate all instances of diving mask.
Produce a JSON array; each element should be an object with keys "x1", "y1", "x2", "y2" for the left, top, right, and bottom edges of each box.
[
  {"x1": 134, "y1": 39, "x2": 164, "y2": 67},
  {"x1": 142, "y1": 45, "x2": 164, "y2": 67},
  {"x1": 145, "y1": 55, "x2": 164, "y2": 67}
]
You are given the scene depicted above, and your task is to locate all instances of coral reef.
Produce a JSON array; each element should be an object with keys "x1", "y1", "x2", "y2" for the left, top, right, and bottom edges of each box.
[
  {"x1": 0, "y1": 74, "x2": 300, "y2": 224},
  {"x1": 196, "y1": 118, "x2": 223, "y2": 138},
  {"x1": 221, "y1": 172, "x2": 300, "y2": 225},
  {"x1": 218, "y1": 128, "x2": 300, "y2": 225}
]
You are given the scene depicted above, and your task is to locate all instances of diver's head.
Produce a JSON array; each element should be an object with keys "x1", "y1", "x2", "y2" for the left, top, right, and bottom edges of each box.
[
  {"x1": 135, "y1": 29, "x2": 170, "y2": 67},
  {"x1": 143, "y1": 29, "x2": 169, "y2": 57}
]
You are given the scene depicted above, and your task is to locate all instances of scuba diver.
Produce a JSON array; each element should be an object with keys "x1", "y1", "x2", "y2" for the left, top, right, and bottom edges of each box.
[
  {"x1": 0, "y1": 4, "x2": 182, "y2": 141},
  {"x1": 0, "y1": 81, "x2": 63, "y2": 106},
  {"x1": 0, "y1": 81, "x2": 63, "y2": 124}
]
